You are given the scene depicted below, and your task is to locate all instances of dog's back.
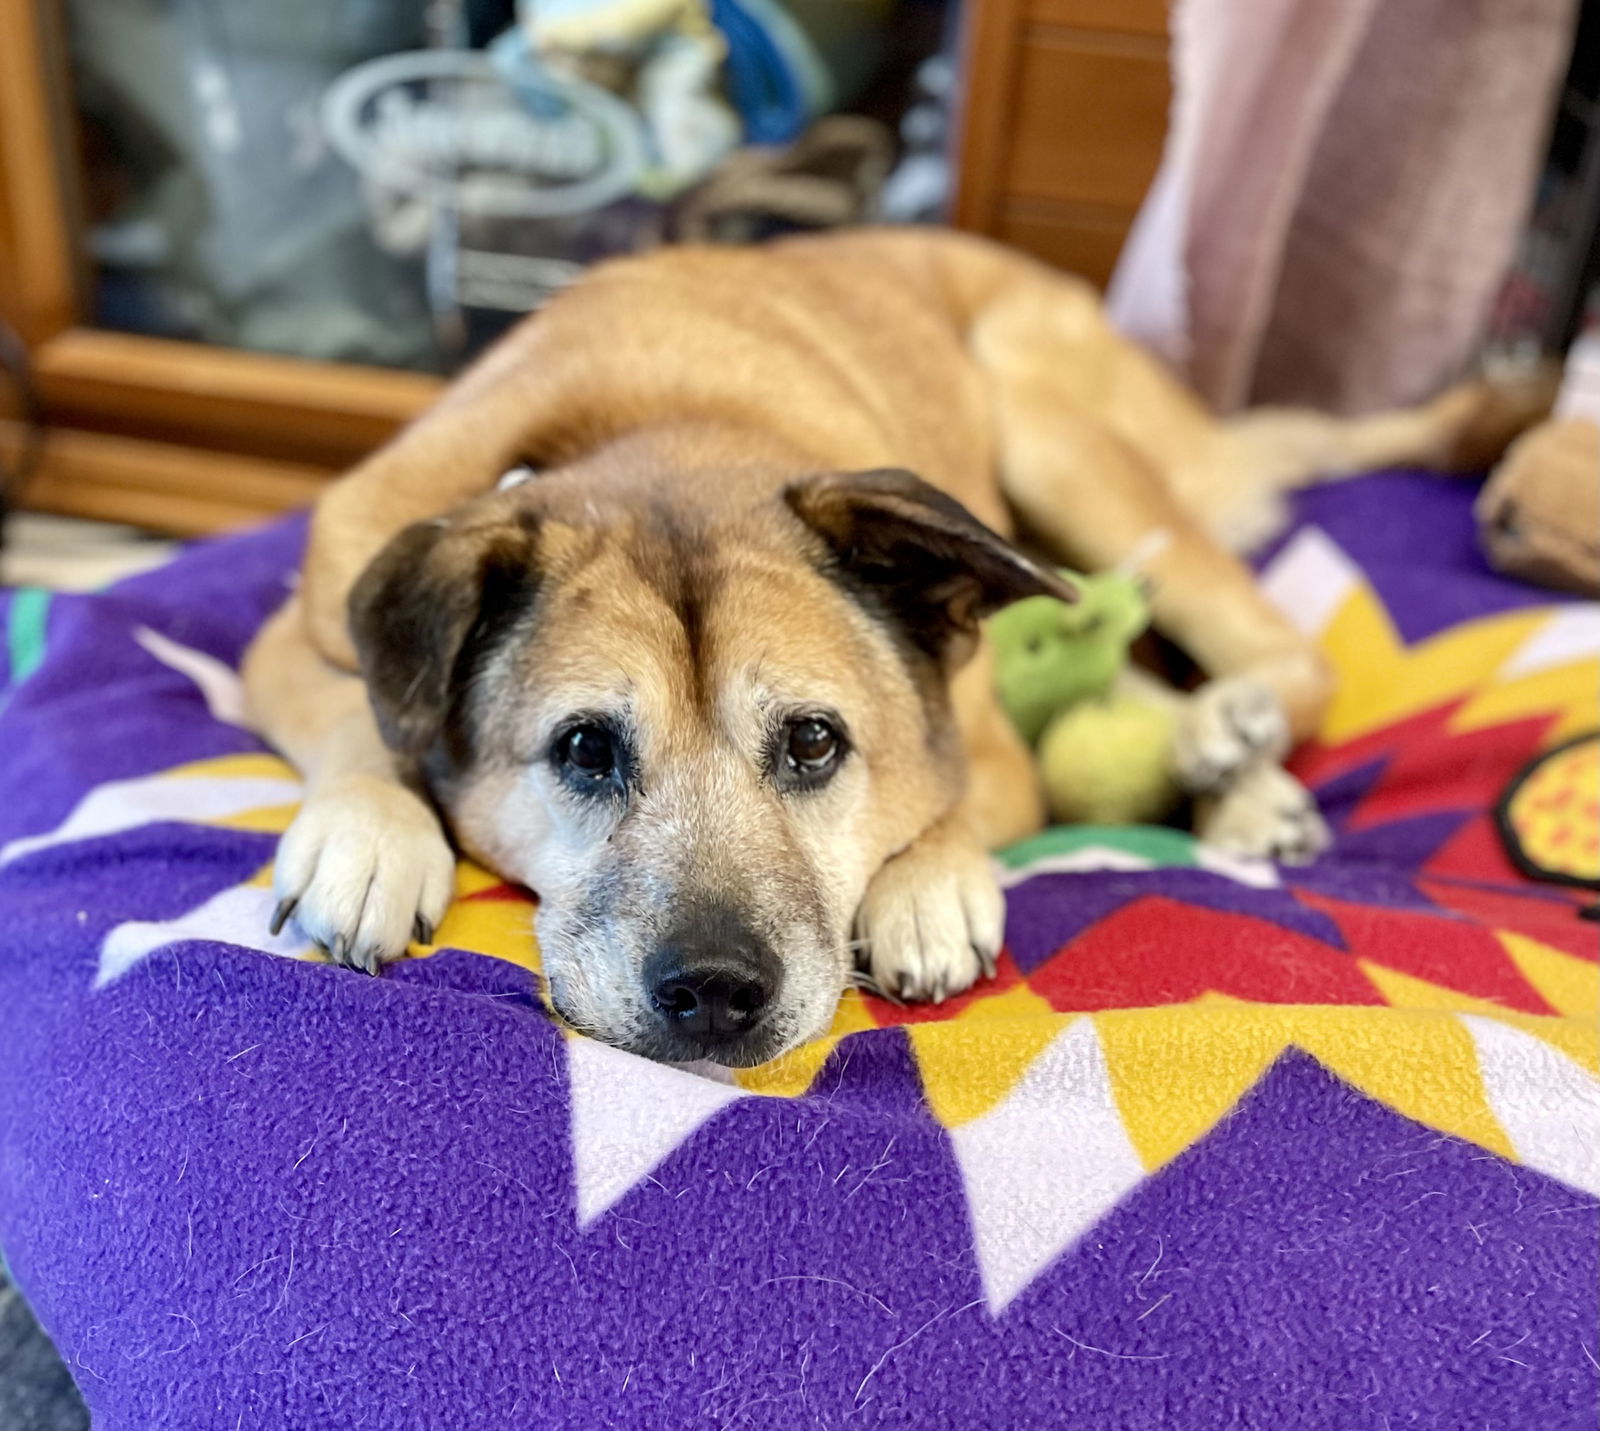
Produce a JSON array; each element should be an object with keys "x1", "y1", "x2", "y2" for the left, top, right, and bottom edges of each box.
[{"x1": 302, "y1": 229, "x2": 1097, "y2": 658}]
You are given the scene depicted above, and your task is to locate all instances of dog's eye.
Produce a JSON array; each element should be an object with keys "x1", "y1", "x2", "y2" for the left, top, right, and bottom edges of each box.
[
  {"x1": 785, "y1": 718, "x2": 842, "y2": 774},
  {"x1": 558, "y1": 723, "x2": 615, "y2": 779}
]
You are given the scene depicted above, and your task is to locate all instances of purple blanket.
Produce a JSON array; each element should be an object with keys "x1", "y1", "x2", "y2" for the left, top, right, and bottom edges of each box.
[{"x1": 1, "y1": 472, "x2": 1596, "y2": 1428}]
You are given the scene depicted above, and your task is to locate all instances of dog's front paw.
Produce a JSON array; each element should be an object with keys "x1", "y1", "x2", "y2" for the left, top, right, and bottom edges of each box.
[
  {"x1": 1174, "y1": 676, "x2": 1290, "y2": 793},
  {"x1": 856, "y1": 819, "x2": 1004, "y2": 1004},
  {"x1": 1196, "y1": 762, "x2": 1330, "y2": 864},
  {"x1": 271, "y1": 774, "x2": 456, "y2": 973}
]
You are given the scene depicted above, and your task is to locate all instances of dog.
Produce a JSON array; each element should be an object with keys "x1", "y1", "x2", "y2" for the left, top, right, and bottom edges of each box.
[{"x1": 243, "y1": 228, "x2": 1543, "y2": 1067}]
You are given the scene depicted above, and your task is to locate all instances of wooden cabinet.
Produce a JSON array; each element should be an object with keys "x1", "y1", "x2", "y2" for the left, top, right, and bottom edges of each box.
[
  {"x1": 1006, "y1": 33, "x2": 1170, "y2": 207},
  {"x1": 955, "y1": 0, "x2": 1169, "y2": 288},
  {"x1": 0, "y1": 0, "x2": 1168, "y2": 535}
]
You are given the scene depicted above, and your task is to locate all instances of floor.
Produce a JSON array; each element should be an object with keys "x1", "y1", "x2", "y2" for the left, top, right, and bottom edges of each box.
[
  {"x1": 2, "y1": 512, "x2": 167, "y2": 1427},
  {"x1": 0, "y1": 1275, "x2": 87, "y2": 1431}
]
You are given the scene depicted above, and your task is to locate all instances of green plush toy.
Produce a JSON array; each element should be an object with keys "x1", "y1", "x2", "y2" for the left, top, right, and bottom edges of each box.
[{"x1": 988, "y1": 566, "x2": 1182, "y2": 827}]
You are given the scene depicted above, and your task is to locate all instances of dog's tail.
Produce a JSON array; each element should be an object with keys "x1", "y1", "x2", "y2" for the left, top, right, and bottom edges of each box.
[{"x1": 1199, "y1": 362, "x2": 1561, "y2": 552}]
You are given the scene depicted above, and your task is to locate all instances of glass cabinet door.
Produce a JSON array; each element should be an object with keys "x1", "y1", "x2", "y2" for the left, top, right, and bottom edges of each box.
[{"x1": 67, "y1": 0, "x2": 961, "y2": 374}]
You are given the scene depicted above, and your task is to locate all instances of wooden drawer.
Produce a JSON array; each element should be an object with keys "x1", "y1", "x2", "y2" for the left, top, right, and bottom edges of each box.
[
  {"x1": 995, "y1": 200, "x2": 1132, "y2": 289},
  {"x1": 1004, "y1": 31, "x2": 1169, "y2": 209},
  {"x1": 1025, "y1": 0, "x2": 1168, "y2": 37}
]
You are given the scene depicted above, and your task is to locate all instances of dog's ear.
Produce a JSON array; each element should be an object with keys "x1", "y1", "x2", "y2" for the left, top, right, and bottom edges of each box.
[
  {"x1": 347, "y1": 505, "x2": 541, "y2": 755},
  {"x1": 785, "y1": 468, "x2": 1075, "y2": 659}
]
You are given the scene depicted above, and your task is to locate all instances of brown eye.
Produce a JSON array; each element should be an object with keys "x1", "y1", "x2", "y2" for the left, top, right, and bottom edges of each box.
[
  {"x1": 786, "y1": 717, "x2": 840, "y2": 773},
  {"x1": 559, "y1": 723, "x2": 615, "y2": 778}
]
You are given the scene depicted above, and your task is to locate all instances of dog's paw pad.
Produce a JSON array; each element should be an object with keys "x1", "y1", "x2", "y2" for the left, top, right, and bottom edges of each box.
[
  {"x1": 1174, "y1": 676, "x2": 1290, "y2": 793},
  {"x1": 856, "y1": 827, "x2": 1004, "y2": 1004},
  {"x1": 1198, "y1": 763, "x2": 1330, "y2": 865},
  {"x1": 271, "y1": 775, "x2": 456, "y2": 971}
]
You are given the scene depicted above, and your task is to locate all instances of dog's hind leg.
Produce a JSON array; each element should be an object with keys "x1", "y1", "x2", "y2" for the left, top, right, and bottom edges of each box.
[
  {"x1": 973, "y1": 288, "x2": 1332, "y2": 859},
  {"x1": 980, "y1": 345, "x2": 1332, "y2": 741},
  {"x1": 1176, "y1": 368, "x2": 1560, "y2": 552},
  {"x1": 242, "y1": 597, "x2": 456, "y2": 970}
]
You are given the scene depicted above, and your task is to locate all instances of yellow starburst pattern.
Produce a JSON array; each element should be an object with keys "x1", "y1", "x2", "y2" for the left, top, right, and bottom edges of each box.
[
  {"x1": 169, "y1": 751, "x2": 298, "y2": 782},
  {"x1": 735, "y1": 988, "x2": 879, "y2": 1097},
  {"x1": 1453, "y1": 660, "x2": 1599, "y2": 743},
  {"x1": 906, "y1": 982, "x2": 1071, "y2": 1127},
  {"x1": 1501, "y1": 931, "x2": 1600, "y2": 1022},
  {"x1": 1361, "y1": 960, "x2": 1598, "y2": 1075},
  {"x1": 1318, "y1": 587, "x2": 1548, "y2": 743},
  {"x1": 1096, "y1": 996, "x2": 1519, "y2": 1171},
  {"x1": 422, "y1": 862, "x2": 543, "y2": 973}
]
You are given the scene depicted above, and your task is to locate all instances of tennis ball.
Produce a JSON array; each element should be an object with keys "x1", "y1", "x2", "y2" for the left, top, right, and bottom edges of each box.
[{"x1": 1037, "y1": 694, "x2": 1180, "y2": 827}]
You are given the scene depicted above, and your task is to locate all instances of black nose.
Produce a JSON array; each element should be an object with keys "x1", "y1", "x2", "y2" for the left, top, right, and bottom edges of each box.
[
  {"x1": 650, "y1": 962, "x2": 772, "y2": 1039},
  {"x1": 645, "y1": 907, "x2": 778, "y2": 1045}
]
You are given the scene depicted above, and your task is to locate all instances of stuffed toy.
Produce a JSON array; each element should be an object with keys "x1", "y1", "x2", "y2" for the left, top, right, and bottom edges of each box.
[{"x1": 988, "y1": 567, "x2": 1182, "y2": 827}]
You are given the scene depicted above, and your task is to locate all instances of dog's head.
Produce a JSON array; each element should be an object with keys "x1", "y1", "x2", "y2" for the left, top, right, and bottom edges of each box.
[{"x1": 348, "y1": 466, "x2": 1066, "y2": 1065}]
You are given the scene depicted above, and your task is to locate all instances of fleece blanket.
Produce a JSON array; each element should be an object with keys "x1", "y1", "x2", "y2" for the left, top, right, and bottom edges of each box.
[{"x1": 0, "y1": 471, "x2": 1596, "y2": 1430}]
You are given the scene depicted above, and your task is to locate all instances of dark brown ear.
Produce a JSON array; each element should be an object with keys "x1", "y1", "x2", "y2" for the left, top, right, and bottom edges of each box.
[
  {"x1": 784, "y1": 468, "x2": 1075, "y2": 658},
  {"x1": 347, "y1": 505, "x2": 541, "y2": 756}
]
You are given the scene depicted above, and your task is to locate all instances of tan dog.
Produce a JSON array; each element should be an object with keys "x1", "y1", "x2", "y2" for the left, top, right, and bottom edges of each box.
[{"x1": 243, "y1": 228, "x2": 1539, "y2": 1066}]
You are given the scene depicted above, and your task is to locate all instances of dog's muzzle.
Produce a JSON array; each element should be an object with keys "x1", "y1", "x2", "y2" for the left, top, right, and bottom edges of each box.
[{"x1": 641, "y1": 902, "x2": 783, "y2": 1063}]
